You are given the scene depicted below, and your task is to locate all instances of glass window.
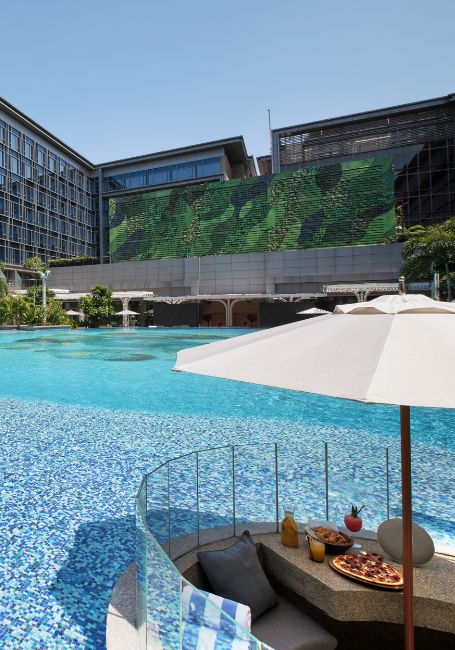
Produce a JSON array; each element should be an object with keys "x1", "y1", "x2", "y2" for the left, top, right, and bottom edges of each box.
[
  {"x1": 24, "y1": 138, "x2": 33, "y2": 159},
  {"x1": 430, "y1": 146, "x2": 448, "y2": 169},
  {"x1": 129, "y1": 171, "x2": 145, "y2": 188},
  {"x1": 0, "y1": 197, "x2": 5, "y2": 215},
  {"x1": 0, "y1": 173, "x2": 5, "y2": 191},
  {"x1": 0, "y1": 121, "x2": 5, "y2": 143},
  {"x1": 171, "y1": 163, "x2": 193, "y2": 182},
  {"x1": 104, "y1": 174, "x2": 125, "y2": 191},
  {"x1": 37, "y1": 146, "x2": 46, "y2": 166},
  {"x1": 11, "y1": 201, "x2": 20, "y2": 219},
  {"x1": 203, "y1": 157, "x2": 221, "y2": 175},
  {"x1": 0, "y1": 147, "x2": 4, "y2": 168},
  {"x1": 59, "y1": 181, "x2": 66, "y2": 196},
  {"x1": 49, "y1": 154, "x2": 56, "y2": 173},
  {"x1": 196, "y1": 160, "x2": 205, "y2": 177},
  {"x1": 152, "y1": 166, "x2": 169, "y2": 185},
  {"x1": 24, "y1": 185, "x2": 34, "y2": 202},
  {"x1": 24, "y1": 162, "x2": 32, "y2": 180},
  {"x1": 49, "y1": 176, "x2": 57, "y2": 191},
  {"x1": 26, "y1": 208, "x2": 34, "y2": 224},
  {"x1": 38, "y1": 191, "x2": 46, "y2": 207},
  {"x1": 10, "y1": 129, "x2": 20, "y2": 152},
  {"x1": 10, "y1": 176, "x2": 21, "y2": 196},
  {"x1": 59, "y1": 159, "x2": 66, "y2": 176},
  {"x1": 10, "y1": 155, "x2": 20, "y2": 175},
  {"x1": 418, "y1": 148, "x2": 430, "y2": 172},
  {"x1": 37, "y1": 165, "x2": 45, "y2": 187}
]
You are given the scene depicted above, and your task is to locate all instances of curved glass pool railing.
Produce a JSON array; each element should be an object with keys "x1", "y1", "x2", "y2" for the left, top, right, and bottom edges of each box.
[{"x1": 136, "y1": 441, "x2": 395, "y2": 649}]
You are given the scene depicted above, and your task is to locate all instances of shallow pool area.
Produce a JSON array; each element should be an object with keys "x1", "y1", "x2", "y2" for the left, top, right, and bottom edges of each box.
[{"x1": 0, "y1": 328, "x2": 453, "y2": 649}]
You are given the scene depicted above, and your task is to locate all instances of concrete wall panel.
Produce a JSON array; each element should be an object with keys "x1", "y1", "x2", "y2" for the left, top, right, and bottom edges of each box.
[{"x1": 48, "y1": 243, "x2": 403, "y2": 295}]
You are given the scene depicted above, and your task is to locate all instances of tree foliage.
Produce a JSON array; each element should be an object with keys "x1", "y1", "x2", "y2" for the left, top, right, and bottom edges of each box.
[
  {"x1": 22, "y1": 256, "x2": 46, "y2": 272},
  {"x1": 401, "y1": 218, "x2": 455, "y2": 299},
  {"x1": 0, "y1": 287, "x2": 69, "y2": 326},
  {"x1": 0, "y1": 278, "x2": 8, "y2": 298},
  {"x1": 80, "y1": 285, "x2": 115, "y2": 327}
]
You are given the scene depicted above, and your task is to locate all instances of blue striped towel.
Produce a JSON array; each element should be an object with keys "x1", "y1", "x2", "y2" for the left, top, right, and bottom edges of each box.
[
  {"x1": 182, "y1": 585, "x2": 253, "y2": 645},
  {"x1": 182, "y1": 620, "x2": 256, "y2": 650}
]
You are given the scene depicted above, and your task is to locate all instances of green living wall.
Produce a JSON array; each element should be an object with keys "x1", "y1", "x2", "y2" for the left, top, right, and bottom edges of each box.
[{"x1": 108, "y1": 157, "x2": 395, "y2": 262}]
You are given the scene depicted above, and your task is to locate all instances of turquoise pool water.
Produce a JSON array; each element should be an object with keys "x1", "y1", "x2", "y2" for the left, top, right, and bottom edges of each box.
[
  {"x1": 0, "y1": 327, "x2": 453, "y2": 649},
  {"x1": 1, "y1": 327, "x2": 454, "y2": 449}
]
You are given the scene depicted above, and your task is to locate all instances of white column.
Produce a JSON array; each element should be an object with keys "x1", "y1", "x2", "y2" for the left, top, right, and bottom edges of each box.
[{"x1": 122, "y1": 297, "x2": 129, "y2": 328}]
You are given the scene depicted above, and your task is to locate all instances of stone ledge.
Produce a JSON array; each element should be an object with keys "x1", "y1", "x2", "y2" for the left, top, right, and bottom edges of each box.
[{"x1": 175, "y1": 531, "x2": 455, "y2": 635}]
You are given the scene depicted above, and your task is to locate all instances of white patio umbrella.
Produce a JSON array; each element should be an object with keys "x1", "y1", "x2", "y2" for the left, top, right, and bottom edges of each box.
[
  {"x1": 296, "y1": 307, "x2": 331, "y2": 315},
  {"x1": 114, "y1": 309, "x2": 139, "y2": 316},
  {"x1": 65, "y1": 309, "x2": 83, "y2": 317},
  {"x1": 174, "y1": 293, "x2": 455, "y2": 650}
]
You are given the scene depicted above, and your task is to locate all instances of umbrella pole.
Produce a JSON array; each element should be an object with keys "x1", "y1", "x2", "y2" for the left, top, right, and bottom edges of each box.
[{"x1": 400, "y1": 404, "x2": 414, "y2": 650}]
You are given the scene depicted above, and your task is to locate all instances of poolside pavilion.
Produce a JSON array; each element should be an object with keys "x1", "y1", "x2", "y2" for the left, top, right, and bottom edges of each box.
[{"x1": 49, "y1": 282, "x2": 431, "y2": 327}]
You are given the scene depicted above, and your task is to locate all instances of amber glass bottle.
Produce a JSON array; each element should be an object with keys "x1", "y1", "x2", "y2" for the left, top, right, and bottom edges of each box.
[{"x1": 280, "y1": 510, "x2": 299, "y2": 547}]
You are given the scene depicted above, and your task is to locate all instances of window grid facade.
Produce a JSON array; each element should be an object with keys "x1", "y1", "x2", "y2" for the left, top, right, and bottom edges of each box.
[
  {"x1": 103, "y1": 157, "x2": 222, "y2": 193},
  {"x1": 0, "y1": 118, "x2": 97, "y2": 266},
  {"x1": 276, "y1": 104, "x2": 455, "y2": 229}
]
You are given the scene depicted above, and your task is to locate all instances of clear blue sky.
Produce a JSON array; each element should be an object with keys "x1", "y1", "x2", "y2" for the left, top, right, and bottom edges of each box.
[{"x1": 3, "y1": 0, "x2": 454, "y2": 165}]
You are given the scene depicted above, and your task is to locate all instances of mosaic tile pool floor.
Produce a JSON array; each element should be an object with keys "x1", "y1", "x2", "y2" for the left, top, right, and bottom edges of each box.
[{"x1": 0, "y1": 328, "x2": 453, "y2": 648}]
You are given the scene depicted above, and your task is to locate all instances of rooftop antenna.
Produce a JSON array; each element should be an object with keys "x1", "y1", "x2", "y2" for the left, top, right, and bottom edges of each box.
[{"x1": 267, "y1": 108, "x2": 272, "y2": 154}]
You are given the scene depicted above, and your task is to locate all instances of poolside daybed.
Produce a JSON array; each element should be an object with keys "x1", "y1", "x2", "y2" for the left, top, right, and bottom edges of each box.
[{"x1": 175, "y1": 532, "x2": 455, "y2": 650}]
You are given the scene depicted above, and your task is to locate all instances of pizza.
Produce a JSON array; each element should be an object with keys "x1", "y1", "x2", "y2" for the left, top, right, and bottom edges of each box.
[{"x1": 331, "y1": 554, "x2": 403, "y2": 588}]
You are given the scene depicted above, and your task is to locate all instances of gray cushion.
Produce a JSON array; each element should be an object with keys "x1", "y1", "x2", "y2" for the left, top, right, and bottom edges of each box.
[
  {"x1": 197, "y1": 530, "x2": 278, "y2": 621},
  {"x1": 252, "y1": 597, "x2": 338, "y2": 650}
]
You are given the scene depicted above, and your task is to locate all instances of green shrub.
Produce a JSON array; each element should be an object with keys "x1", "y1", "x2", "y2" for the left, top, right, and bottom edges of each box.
[{"x1": 48, "y1": 256, "x2": 98, "y2": 268}]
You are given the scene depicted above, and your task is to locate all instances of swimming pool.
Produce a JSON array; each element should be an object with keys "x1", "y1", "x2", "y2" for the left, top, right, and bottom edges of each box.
[{"x1": 0, "y1": 328, "x2": 453, "y2": 649}]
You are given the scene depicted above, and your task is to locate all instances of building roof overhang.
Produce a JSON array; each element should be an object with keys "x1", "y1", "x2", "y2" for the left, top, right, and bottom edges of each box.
[
  {"x1": 273, "y1": 92, "x2": 455, "y2": 137},
  {"x1": 0, "y1": 96, "x2": 95, "y2": 170},
  {"x1": 97, "y1": 137, "x2": 253, "y2": 171},
  {"x1": 54, "y1": 292, "x2": 325, "y2": 303}
]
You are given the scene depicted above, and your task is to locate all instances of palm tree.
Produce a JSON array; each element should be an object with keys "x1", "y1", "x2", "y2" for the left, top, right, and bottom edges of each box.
[
  {"x1": 402, "y1": 218, "x2": 455, "y2": 300},
  {"x1": 0, "y1": 296, "x2": 12, "y2": 325}
]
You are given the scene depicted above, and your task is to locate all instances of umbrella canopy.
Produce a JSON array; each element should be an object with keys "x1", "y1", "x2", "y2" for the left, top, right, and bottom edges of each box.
[
  {"x1": 296, "y1": 307, "x2": 331, "y2": 315},
  {"x1": 175, "y1": 294, "x2": 455, "y2": 408},
  {"x1": 65, "y1": 309, "x2": 82, "y2": 316},
  {"x1": 114, "y1": 309, "x2": 139, "y2": 316},
  {"x1": 174, "y1": 293, "x2": 455, "y2": 650}
]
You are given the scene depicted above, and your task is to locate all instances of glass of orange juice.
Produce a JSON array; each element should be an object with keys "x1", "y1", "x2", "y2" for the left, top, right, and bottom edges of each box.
[{"x1": 306, "y1": 535, "x2": 325, "y2": 562}]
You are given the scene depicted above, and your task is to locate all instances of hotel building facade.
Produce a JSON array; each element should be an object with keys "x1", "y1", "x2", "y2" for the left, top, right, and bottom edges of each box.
[{"x1": 1, "y1": 94, "x2": 453, "y2": 325}]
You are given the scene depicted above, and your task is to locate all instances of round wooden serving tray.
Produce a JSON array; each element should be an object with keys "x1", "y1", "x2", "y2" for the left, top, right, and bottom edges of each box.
[{"x1": 329, "y1": 556, "x2": 404, "y2": 591}]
